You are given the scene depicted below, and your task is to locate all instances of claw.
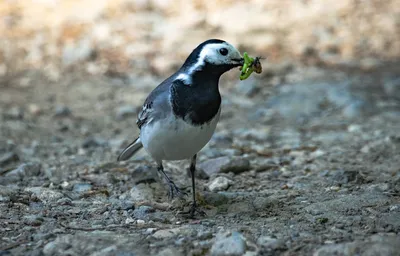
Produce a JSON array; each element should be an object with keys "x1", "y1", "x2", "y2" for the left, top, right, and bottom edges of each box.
[
  {"x1": 167, "y1": 181, "x2": 187, "y2": 200},
  {"x1": 179, "y1": 203, "x2": 206, "y2": 218}
]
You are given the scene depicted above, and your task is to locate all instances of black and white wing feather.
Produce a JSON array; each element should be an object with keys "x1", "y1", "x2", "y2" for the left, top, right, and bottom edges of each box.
[{"x1": 118, "y1": 75, "x2": 177, "y2": 161}]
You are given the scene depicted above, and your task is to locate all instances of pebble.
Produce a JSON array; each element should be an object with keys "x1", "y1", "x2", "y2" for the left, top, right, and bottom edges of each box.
[
  {"x1": 133, "y1": 205, "x2": 153, "y2": 219},
  {"x1": 6, "y1": 162, "x2": 41, "y2": 177},
  {"x1": 23, "y1": 215, "x2": 43, "y2": 226},
  {"x1": 125, "y1": 217, "x2": 135, "y2": 224},
  {"x1": 156, "y1": 248, "x2": 183, "y2": 256},
  {"x1": 152, "y1": 228, "x2": 182, "y2": 239},
  {"x1": 144, "y1": 228, "x2": 157, "y2": 235},
  {"x1": 130, "y1": 165, "x2": 158, "y2": 185},
  {"x1": 252, "y1": 197, "x2": 279, "y2": 211},
  {"x1": 257, "y1": 236, "x2": 285, "y2": 250},
  {"x1": 208, "y1": 177, "x2": 232, "y2": 192},
  {"x1": 3, "y1": 107, "x2": 24, "y2": 120},
  {"x1": 0, "y1": 151, "x2": 19, "y2": 167},
  {"x1": 129, "y1": 184, "x2": 155, "y2": 202},
  {"x1": 210, "y1": 231, "x2": 247, "y2": 256},
  {"x1": 54, "y1": 105, "x2": 71, "y2": 117},
  {"x1": 199, "y1": 156, "x2": 250, "y2": 176},
  {"x1": 203, "y1": 192, "x2": 230, "y2": 206},
  {"x1": 197, "y1": 230, "x2": 214, "y2": 240},
  {"x1": 28, "y1": 104, "x2": 42, "y2": 116},
  {"x1": 314, "y1": 235, "x2": 400, "y2": 256},
  {"x1": 136, "y1": 219, "x2": 145, "y2": 226},
  {"x1": 112, "y1": 199, "x2": 135, "y2": 211},
  {"x1": 24, "y1": 187, "x2": 64, "y2": 203},
  {"x1": 81, "y1": 136, "x2": 107, "y2": 148},
  {"x1": 72, "y1": 183, "x2": 93, "y2": 193},
  {"x1": 330, "y1": 170, "x2": 360, "y2": 185}
]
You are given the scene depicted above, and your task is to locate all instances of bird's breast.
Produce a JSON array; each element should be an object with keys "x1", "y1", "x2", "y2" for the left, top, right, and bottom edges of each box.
[
  {"x1": 140, "y1": 109, "x2": 220, "y2": 161},
  {"x1": 170, "y1": 81, "x2": 221, "y2": 126}
]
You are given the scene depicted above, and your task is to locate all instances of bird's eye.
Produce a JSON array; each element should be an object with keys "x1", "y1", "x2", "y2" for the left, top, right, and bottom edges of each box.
[{"x1": 219, "y1": 48, "x2": 228, "y2": 56}]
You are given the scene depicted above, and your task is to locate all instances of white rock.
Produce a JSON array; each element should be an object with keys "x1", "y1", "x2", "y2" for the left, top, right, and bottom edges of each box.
[
  {"x1": 210, "y1": 231, "x2": 246, "y2": 256},
  {"x1": 208, "y1": 177, "x2": 232, "y2": 192}
]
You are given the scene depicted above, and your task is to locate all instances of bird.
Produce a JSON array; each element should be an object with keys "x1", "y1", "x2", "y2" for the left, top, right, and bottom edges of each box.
[{"x1": 117, "y1": 39, "x2": 244, "y2": 217}]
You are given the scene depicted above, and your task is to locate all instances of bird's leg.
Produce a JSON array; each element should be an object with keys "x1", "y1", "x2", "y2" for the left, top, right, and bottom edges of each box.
[
  {"x1": 157, "y1": 163, "x2": 187, "y2": 199},
  {"x1": 186, "y1": 154, "x2": 206, "y2": 217}
]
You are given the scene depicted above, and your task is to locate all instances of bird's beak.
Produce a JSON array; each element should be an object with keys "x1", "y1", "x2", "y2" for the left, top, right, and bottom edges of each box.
[{"x1": 232, "y1": 58, "x2": 245, "y2": 66}]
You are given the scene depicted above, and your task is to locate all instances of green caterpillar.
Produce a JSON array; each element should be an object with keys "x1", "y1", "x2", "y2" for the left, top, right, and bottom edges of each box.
[{"x1": 240, "y1": 52, "x2": 263, "y2": 80}]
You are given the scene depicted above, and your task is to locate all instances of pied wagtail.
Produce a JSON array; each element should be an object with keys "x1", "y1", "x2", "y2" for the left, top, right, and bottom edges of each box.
[{"x1": 117, "y1": 39, "x2": 244, "y2": 217}]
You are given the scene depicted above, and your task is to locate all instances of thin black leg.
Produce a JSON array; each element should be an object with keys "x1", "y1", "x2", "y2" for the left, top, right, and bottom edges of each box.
[
  {"x1": 190, "y1": 154, "x2": 197, "y2": 207},
  {"x1": 157, "y1": 163, "x2": 186, "y2": 199},
  {"x1": 187, "y1": 154, "x2": 205, "y2": 217}
]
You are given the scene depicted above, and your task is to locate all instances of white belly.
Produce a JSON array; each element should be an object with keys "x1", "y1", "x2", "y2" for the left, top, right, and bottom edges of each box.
[{"x1": 140, "y1": 109, "x2": 220, "y2": 161}]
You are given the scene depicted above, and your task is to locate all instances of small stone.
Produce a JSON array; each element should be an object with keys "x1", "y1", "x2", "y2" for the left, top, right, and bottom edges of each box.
[
  {"x1": 28, "y1": 104, "x2": 42, "y2": 116},
  {"x1": 116, "y1": 105, "x2": 137, "y2": 120},
  {"x1": 203, "y1": 192, "x2": 230, "y2": 206},
  {"x1": 25, "y1": 187, "x2": 64, "y2": 203},
  {"x1": 23, "y1": 215, "x2": 43, "y2": 226},
  {"x1": 208, "y1": 177, "x2": 232, "y2": 192},
  {"x1": 197, "y1": 231, "x2": 213, "y2": 240},
  {"x1": 54, "y1": 105, "x2": 71, "y2": 117},
  {"x1": 257, "y1": 236, "x2": 285, "y2": 250},
  {"x1": 152, "y1": 228, "x2": 181, "y2": 239},
  {"x1": 133, "y1": 205, "x2": 154, "y2": 219},
  {"x1": 113, "y1": 200, "x2": 135, "y2": 211},
  {"x1": 0, "y1": 151, "x2": 19, "y2": 167},
  {"x1": 347, "y1": 124, "x2": 362, "y2": 133},
  {"x1": 367, "y1": 183, "x2": 390, "y2": 192},
  {"x1": 125, "y1": 217, "x2": 135, "y2": 224},
  {"x1": 72, "y1": 183, "x2": 93, "y2": 193},
  {"x1": 199, "y1": 156, "x2": 250, "y2": 176},
  {"x1": 3, "y1": 106, "x2": 24, "y2": 120},
  {"x1": 314, "y1": 235, "x2": 400, "y2": 256},
  {"x1": 144, "y1": 228, "x2": 157, "y2": 235},
  {"x1": 131, "y1": 165, "x2": 158, "y2": 185},
  {"x1": 136, "y1": 219, "x2": 145, "y2": 226},
  {"x1": 6, "y1": 162, "x2": 41, "y2": 177},
  {"x1": 252, "y1": 197, "x2": 279, "y2": 211},
  {"x1": 210, "y1": 231, "x2": 246, "y2": 256},
  {"x1": 129, "y1": 184, "x2": 155, "y2": 202},
  {"x1": 330, "y1": 170, "x2": 360, "y2": 185},
  {"x1": 81, "y1": 136, "x2": 107, "y2": 148},
  {"x1": 156, "y1": 248, "x2": 183, "y2": 256}
]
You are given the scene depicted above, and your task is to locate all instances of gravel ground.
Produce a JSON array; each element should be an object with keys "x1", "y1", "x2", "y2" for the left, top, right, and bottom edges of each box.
[{"x1": 1, "y1": 61, "x2": 399, "y2": 255}]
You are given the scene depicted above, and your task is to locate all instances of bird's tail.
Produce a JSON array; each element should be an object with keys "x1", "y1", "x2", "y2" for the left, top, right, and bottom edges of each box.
[{"x1": 117, "y1": 137, "x2": 143, "y2": 161}]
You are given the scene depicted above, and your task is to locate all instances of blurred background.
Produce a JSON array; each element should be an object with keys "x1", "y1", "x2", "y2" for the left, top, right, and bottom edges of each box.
[{"x1": 0, "y1": 0, "x2": 399, "y2": 77}]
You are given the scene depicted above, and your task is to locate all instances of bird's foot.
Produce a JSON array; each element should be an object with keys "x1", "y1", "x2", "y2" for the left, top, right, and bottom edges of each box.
[
  {"x1": 167, "y1": 181, "x2": 187, "y2": 200},
  {"x1": 179, "y1": 202, "x2": 206, "y2": 219}
]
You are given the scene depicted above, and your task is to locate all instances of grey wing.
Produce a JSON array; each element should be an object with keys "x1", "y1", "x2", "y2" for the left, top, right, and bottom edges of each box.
[{"x1": 136, "y1": 75, "x2": 176, "y2": 129}]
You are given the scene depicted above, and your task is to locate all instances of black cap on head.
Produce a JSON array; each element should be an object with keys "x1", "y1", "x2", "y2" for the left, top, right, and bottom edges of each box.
[{"x1": 182, "y1": 39, "x2": 227, "y2": 68}]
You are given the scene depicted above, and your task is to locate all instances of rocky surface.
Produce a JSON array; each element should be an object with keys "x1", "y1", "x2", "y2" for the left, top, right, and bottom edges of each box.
[
  {"x1": 1, "y1": 61, "x2": 399, "y2": 255},
  {"x1": 1, "y1": 1, "x2": 400, "y2": 255}
]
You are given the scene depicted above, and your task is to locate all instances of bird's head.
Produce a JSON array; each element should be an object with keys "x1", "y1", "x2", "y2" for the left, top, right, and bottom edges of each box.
[{"x1": 178, "y1": 39, "x2": 244, "y2": 83}]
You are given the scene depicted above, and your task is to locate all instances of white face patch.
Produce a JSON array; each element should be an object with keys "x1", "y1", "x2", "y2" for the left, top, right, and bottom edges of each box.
[{"x1": 177, "y1": 42, "x2": 242, "y2": 85}]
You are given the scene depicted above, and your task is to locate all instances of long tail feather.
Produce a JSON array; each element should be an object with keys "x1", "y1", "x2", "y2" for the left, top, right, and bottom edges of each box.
[{"x1": 117, "y1": 137, "x2": 143, "y2": 161}]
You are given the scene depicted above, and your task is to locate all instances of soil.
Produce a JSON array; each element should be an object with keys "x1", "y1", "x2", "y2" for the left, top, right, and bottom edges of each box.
[{"x1": 1, "y1": 60, "x2": 399, "y2": 255}]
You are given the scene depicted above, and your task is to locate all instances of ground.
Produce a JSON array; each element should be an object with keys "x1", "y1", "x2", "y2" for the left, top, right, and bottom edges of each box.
[{"x1": 1, "y1": 60, "x2": 400, "y2": 255}]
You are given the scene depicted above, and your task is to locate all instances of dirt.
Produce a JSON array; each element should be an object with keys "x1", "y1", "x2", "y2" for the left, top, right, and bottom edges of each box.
[{"x1": 1, "y1": 60, "x2": 400, "y2": 255}]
